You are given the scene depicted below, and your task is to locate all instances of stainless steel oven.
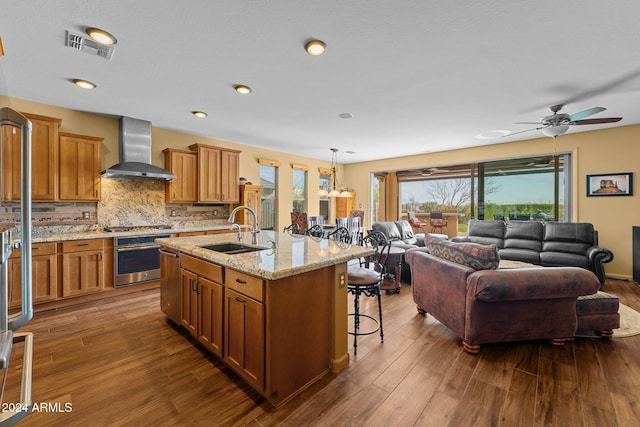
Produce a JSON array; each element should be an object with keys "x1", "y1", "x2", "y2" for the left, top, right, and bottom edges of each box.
[{"x1": 114, "y1": 234, "x2": 171, "y2": 287}]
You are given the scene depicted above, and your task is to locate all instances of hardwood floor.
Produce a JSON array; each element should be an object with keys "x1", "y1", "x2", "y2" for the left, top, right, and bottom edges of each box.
[{"x1": 4, "y1": 278, "x2": 640, "y2": 426}]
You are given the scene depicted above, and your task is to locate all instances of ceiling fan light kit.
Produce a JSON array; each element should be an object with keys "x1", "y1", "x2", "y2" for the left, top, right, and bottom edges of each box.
[{"x1": 504, "y1": 104, "x2": 622, "y2": 139}]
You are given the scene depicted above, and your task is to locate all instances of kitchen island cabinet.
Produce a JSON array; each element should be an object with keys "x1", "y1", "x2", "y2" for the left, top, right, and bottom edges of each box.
[{"x1": 158, "y1": 231, "x2": 372, "y2": 406}]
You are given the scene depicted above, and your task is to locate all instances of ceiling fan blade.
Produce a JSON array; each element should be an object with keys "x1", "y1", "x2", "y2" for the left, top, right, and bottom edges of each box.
[
  {"x1": 569, "y1": 107, "x2": 606, "y2": 121},
  {"x1": 502, "y1": 126, "x2": 544, "y2": 137},
  {"x1": 514, "y1": 121, "x2": 543, "y2": 125},
  {"x1": 570, "y1": 117, "x2": 622, "y2": 125}
]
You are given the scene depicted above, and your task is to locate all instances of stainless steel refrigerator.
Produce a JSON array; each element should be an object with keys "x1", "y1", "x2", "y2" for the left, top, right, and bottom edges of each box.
[{"x1": 0, "y1": 107, "x2": 34, "y2": 426}]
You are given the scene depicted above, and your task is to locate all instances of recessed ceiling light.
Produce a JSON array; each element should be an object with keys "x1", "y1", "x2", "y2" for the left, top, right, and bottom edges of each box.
[
  {"x1": 338, "y1": 113, "x2": 353, "y2": 119},
  {"x1": 234, "y1": 84, "x2": 252, "y2": 95},
  {"x1": 72, "y1": 79, "x2": 96, "y2": 89},
  {"x1": 85, "y1": 27, "x2": 117, "y2": 45},
  {"x1": 305, "y1": 40, "x2": 326, "y2": 56},
  {"x1": 192, "y1": 111, "x2": 208, "y2": 118}
]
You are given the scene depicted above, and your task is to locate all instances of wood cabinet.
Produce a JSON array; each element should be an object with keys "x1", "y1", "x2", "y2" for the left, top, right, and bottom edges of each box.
[
  {"x1": 188, "y1": 144, "x2": 241, "y2": 203},
  {"x1": 62, "y1": 239, "x2": 105, "y2": 297},
  {"x1": 180, "y1": 254, "x2": 224, "y2": 357},
  {"x1": 58, "y1": 131, "x2": 102, "y2": 201},
  {"x1": 225, "y1": 288, "x2": 265, "y2": 390},
  {"x1": 2, "y1": 113, "x2": 60, "y2": 201},
  {"x1": 235, "y1": 184, "x2": 262, "y2": 227},
  {"x1": 8, "y1": 242, "x2": 58, "y2": 308},
  {"x1": 163, "y1": 149, "x2": 198, "y2": 202},
  {"x1": 335, "y1": 191, "x2": 356, "y2": 218}
]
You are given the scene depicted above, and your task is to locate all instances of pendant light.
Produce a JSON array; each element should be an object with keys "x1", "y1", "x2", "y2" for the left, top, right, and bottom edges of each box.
[{"x1": 322, "y1": 148, "x2": 352, "y2": 198}]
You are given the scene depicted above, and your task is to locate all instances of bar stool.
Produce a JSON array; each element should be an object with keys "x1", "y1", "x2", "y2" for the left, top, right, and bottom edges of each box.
[{"x1": 346, "y1": 231, "x2": 390, "y2": 355}]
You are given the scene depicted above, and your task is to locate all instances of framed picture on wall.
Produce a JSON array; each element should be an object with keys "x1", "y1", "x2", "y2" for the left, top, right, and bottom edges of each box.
[{"x1": 586, "y1": 172, "x2": 633, "y2": 197}]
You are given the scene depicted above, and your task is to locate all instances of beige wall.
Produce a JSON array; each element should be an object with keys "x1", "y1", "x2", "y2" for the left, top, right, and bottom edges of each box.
[
  {"x1": 343, "y1": 125, "x2": 640, "y2": 280},
  {"x1": 3, "y1": 97, "x2": 638, "y2": 279}
]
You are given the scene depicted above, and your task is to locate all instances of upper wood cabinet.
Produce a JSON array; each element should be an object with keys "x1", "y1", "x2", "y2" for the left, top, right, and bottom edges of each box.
[
  {"x1": 1, "y1": 113, "x2": 60, "y2": 201},
  {"x1": 335, "y1": 191, "x2": 356, "y2": 218},
  {"x1": 58, "y1": 131, "x2": 103, "y2": 201},
  {"x1": 163, "y1": 148, "x2": 198, "y2": 202},
  {"x1": 235, "y1": 184, "x2": 263, "y2": 227},
  {"x1": 189, "y1": 144, "x2": 241, "y2": 203}
]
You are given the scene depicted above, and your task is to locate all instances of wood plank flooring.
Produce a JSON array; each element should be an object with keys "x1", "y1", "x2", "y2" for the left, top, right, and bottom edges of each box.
[{"x1": 3, "y1": 278, "x2": 640, "y2": 426}]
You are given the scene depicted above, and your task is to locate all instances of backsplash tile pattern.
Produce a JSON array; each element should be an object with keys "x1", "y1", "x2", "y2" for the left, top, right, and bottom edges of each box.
[{"x1": 2, "y1": 177, "x2": 232, "y2": 233}]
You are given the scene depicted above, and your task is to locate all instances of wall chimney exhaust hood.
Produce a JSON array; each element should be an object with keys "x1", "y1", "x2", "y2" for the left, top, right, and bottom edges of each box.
[{"x1": 101, "y1": 116, "x2": 175, "y2": 180}]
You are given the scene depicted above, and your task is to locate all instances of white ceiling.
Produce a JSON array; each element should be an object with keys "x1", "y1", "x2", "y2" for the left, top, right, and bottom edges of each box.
[{"x1": 2, "y1": 1, "x2": 640, "y2": 163}]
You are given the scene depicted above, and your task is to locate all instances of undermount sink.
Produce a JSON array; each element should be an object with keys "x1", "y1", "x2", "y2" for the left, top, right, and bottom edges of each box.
[{"x1": 200, "y1": 242, "x2": 268, "y2": 254}]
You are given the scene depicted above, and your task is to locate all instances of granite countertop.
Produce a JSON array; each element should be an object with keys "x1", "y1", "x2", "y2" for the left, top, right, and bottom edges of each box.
[
  {"x1": 156, "y1": 230, "x2": 373, "y2": 280},
  {"x1": 28, "y1": 224, "x2": 245, "y2": 243}
]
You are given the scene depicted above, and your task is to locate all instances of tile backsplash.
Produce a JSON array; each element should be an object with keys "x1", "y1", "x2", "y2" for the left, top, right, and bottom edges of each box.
[{"x1": 1, "y1": 177, "x2": 230, "y2": 231}]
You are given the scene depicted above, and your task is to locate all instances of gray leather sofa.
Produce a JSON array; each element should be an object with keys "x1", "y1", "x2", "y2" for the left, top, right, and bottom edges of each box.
[
  {"x1": 452, "y1": 220, "x2": 614, "y2": 286},
  {"x1": 370, "y1": 220, "x2": 426, "y2": 280}
]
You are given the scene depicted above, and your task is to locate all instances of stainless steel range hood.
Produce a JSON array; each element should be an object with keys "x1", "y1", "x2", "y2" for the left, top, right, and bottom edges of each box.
[{"x1": 101, "y1": 116, "x2": 175, "y2": 180}]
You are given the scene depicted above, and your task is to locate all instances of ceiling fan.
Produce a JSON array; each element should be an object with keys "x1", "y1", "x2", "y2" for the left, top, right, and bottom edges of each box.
[
  {"x1": 505, "y1": 104, "x2": 622, "y2": 138},
  {"x1": 419, "y1": 167, "x2": 450, "y2": 176}
]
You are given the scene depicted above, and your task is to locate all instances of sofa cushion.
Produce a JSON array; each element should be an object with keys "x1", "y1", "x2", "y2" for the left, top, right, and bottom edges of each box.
[
  {"x1": 372, "y1": 221, "x2": 403, "y2": 241},
  {"x1": 424, "y1": 235, "x2": 500, "y2": 270},
  {"x1": 465, "y1": 220, "x2": 505, "y2": 248},
  {"x1": 539, "y1": 251, "x2": 589, "y2": 269},
  {"x1": 543, "y1": 222, "x2": 594, "y2": 255},
  {"x1": 504, "y1": 221, "x2": 543, "y2": 251},
  {"x1": 394, "y1": 220, "x2": 419, "y2": 245}
]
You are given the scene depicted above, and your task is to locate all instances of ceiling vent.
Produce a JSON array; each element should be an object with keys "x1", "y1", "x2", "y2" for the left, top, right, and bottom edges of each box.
[{"x1": 65, "y1": 30, "x2": 116, "y2": 60}]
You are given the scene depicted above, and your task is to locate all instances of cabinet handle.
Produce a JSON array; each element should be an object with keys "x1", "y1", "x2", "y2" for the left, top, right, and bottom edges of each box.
[
  {"x1": 190, "y1": 278, "x2": 197, "y2": 292},
  {"x1": 235, "y1": 297, "x2": 246, "y2": 303},
  {"x1": 95, "y1": 190, "x2": 98, "y2": 198},
  {"x1": 77, "y1": 243, "x2": 89, "y2": 246},
  {"x1": 235, "y1": 278, "x2": 247, "y2": 284},
  {"x1": 98, "y1": 253, "x2": 103, "y2": 261}
]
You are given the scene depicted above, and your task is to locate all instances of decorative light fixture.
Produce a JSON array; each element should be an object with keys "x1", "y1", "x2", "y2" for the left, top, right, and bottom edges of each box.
[
  {"x1": 72, "y1": 79, "x2": 96, "y2": 89},
  {"x1": 541, "y1": 125, "x2": 569, "y2": 138},
  {"x1": 85, "y1": 27, "x2": 117, "y2": 45},
  {"x1": 234, "y1": 84, "x2": 252, "y2": 95},
  {"x1": 321, "y1": 148, "x2": 352, "y2": 198},
  {"x1": 305, "y1": 40, "x2": 326, "y2": 56},
  {"x1": 192, "y1": 111, "x2": 208, "y2": 118}
]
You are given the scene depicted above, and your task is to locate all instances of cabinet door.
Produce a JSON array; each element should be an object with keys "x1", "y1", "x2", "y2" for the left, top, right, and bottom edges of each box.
[
  {"x1": 24, "y1": 113, "x2": 60, "y2": 200},
  {"x1": 59, "y1": 132, "x2": 102, "y2": 200},
  {"x1": 197, "y1": 145, "x2": 222, "y2": 202},
  {"x1": 165, "y1": 150, "x2": 197, "y2": 202},
  {"x1": 198, "y1": 277, "x2": 224, "y2": 357},
  {"x1": 335, "y1": 191, "x2": 355, "y2": 218},
  {"x1": 1, "y1": 124, "x2": 22, "y2": 200},
  {"x1": 220, "y1": 150, "x2": 240, "y2": 203},
  {"x1": 62, "y1": 249, "x2": 104, "y2": 296},
  {"x1": 180, "y1": 269, "x2": 198, "y2": 336},
  {"x1": 238, "y1": 185, "x2": 262, "y2": 227},
  {"x1": 8, "y1": 245, "x2": 58, "y2": 308},
  {"x1": 224, "y1": 288, "x2": 264, "y2": 390}
]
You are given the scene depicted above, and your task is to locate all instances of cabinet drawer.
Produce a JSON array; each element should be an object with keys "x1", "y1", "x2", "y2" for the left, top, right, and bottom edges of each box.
[
  {"x1": 10, "y1": 242, "x2": 57, "y2": 258},
  {"x1": 226, "y1": 269, "x2": 264, "y2": 302},
  {"x1": 181, "y1": 254, "x2": 223, "y2": 283},
  {"x1": 62, "y1": 239, "x2": 104, "y2": 253}
]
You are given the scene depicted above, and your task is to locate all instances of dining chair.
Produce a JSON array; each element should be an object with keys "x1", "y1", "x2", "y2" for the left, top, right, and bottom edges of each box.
[{"x1": 290, "y1": 211, "x2": 308, "y2": 235}]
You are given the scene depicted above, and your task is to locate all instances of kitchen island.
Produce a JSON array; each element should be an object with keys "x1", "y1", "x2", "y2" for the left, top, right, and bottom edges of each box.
[{"x1": 156, "y1": 230, "x2": 373, "y2": 406}]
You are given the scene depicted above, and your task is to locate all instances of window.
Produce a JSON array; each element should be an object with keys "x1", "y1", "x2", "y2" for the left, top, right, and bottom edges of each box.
[
  {"x1": 319, "y1": 171, "x2": 331, "y2": 218},
  {"x1": 396, "y1": 153, "x2": 571, "y2": 233},
  {"x1": 292, "y1": 168, "x2": 307, "y2": 212},
  {"x1": 259, "y1": 164, "x2": 277, "y2": 230}
]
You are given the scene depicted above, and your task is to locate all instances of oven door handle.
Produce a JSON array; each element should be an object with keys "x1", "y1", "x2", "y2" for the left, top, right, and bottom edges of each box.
[{"x1": 116, "y1": 244, "x2": 162, "y2": 253}]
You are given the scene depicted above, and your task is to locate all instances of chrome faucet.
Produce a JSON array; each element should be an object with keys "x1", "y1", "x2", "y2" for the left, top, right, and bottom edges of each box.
[
  {"x1": 230, "y1": 223, "x2": 243, "y2": 243},
  {"x1": 228, "y1": 206, "x2": 260, "y2": 245}
]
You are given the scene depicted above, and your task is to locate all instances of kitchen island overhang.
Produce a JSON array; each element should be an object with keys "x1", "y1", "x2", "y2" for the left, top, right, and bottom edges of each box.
[{"x1": 157, "y1": 231, "x2": 373, "y2": 406}]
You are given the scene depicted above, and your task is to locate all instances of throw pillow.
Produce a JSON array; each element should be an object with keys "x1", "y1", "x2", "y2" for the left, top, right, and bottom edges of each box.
[{"x1": 424, "y1": 235, "x2": 500, "y2": 270}]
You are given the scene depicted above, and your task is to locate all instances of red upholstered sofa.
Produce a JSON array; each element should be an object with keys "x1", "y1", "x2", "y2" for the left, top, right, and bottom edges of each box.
[{"x1": 405, "y1": 247, "x2": 601, "y2": 354}]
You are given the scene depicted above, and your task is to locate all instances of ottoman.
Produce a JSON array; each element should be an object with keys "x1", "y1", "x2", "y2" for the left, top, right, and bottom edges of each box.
[{"x1": 576, "y1": 291, "x2": 620, "y2": 338}]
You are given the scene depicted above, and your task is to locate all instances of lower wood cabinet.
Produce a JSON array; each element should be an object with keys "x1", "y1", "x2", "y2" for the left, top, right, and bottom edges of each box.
[
  {"x1": 224, "y1": 288, "x2": 265, "y2": 390},
  {"x1": 180, "y1": 254, "x2": 224, "y2": 357},
  {"x1": 62, "y1": 239, "x2": 105, "y2": 297},
  {"x1": 8, "y1": 242, "x2": 57, "y2": 308}
]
